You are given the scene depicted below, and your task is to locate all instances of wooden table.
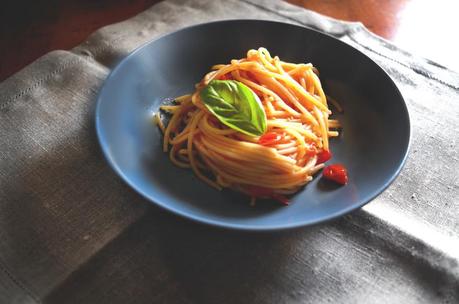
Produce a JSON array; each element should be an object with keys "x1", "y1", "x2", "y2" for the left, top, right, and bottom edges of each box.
[{"x1": 1, "y1": 0, "x2": 457, "y2": 82}]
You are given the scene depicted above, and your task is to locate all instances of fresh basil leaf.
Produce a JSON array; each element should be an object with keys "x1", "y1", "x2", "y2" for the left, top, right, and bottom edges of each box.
[{"x1": 199, "y1": 80, "x2": 267, "y2": 136}]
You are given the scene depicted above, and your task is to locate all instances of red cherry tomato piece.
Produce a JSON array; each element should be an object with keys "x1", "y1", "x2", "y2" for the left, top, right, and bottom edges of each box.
[
  {"x1": 247, "y1": 186, "x2": 289, "y2": 206},
  {"x1": 258, "y1": 132, "x2": 282, "y2": 146},
  {"x1": 317, "y1": 149, "x2": 332, "y2": 164},
  {"x1": 271, "y1": 194, "x2": 290, "y2": 205},
  {"x1": 219, "y1": 74, "x2": 233, "y2": 80},
  {"x1": 323, "y1": 164, "x2": 348, "y2": 185},
  {"x1": 305, "y1": 147, "x2": 317, "y2": 158}
]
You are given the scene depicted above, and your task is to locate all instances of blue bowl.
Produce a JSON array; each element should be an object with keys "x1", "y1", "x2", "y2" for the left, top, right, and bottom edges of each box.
[{"x1": 96, "y1": 20, "x2": 410, "y2": 231}]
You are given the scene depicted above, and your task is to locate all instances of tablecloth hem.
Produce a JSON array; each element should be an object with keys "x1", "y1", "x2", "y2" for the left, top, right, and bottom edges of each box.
[
  {"x1": 0, "y1": 258, "x2": 41, "y2": 303},
  {"x1": 0, "y1": 50, "x2": 109, "y2": 109}
]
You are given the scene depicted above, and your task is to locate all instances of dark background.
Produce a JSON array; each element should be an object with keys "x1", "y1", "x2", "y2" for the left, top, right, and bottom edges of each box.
[
  {"x1": 1, "y1": 0, "x2": 457, "y2": 81},
  {"x1": 0, "y1": 0, "x2": 161, "y2": 81}
]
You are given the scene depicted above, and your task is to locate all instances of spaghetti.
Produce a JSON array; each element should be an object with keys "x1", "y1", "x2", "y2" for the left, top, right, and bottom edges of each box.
[{"x1": 156, "y1": 48, "x2": 340, "y2": 204}]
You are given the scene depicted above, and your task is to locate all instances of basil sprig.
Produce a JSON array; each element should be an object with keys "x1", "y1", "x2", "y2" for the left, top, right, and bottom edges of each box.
[{"x1": 200, "y1": 80, "x2": 267, "y2": 136}]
